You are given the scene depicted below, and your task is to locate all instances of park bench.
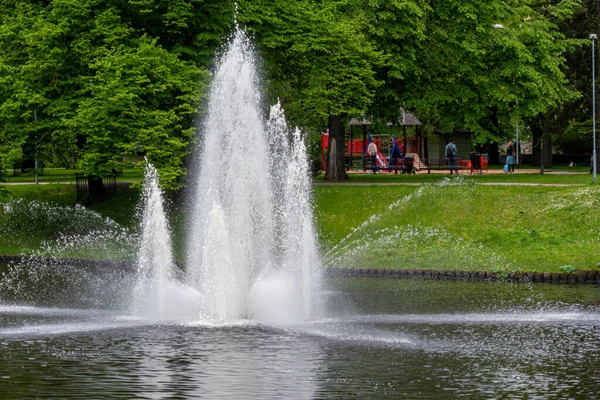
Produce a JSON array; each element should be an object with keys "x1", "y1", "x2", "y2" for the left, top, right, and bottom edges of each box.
[
  {"x1": 423, "y1": 155, "x2": 489, "y2": 174},
  {"x1": 365, "y1": 158, "x2": 416, "y2": 174},
  {"x1": 423, "y1": 158, "x2": 469, "y2": 174}
]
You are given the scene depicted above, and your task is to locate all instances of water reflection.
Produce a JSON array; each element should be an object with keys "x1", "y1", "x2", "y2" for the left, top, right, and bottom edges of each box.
[
  {"x1": 0, "y1": 279, "x2": 599, "y2": 398},
  {"x1": 132, "y1": 326, "x2": 321, "y2": 399}
]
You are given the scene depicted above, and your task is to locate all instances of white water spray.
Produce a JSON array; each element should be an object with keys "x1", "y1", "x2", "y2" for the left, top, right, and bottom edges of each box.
[
  {"x1": 132, "y1": 163, "x2": 201, "y2": 320},
  {"x1": 185, "y1": 28, "x2": 322, "y2": 323}
]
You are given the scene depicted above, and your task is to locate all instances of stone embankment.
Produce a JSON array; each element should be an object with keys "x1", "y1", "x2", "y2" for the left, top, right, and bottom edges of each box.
[
  {"x1": 328, "y1": 267, "x2": 600, "y2": 285},
  {"x1": 2, "y1": 255, "x2": 599, "y2": 284}
]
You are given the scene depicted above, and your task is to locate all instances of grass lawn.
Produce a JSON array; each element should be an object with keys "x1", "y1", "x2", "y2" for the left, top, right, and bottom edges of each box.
[
  {"x1": 314, "y1": 179, "x2": 600, "y2": 273},
  {"x1": 3, "y1": 167, "x2": 144, "y2": 183},
  {"x1": 1, "y1": 175, "x2": 599, "y2": 273},
  {"x1": 0, "y1": 184, "x2": 141, "y2": 259},
  {"x1": 0, "y1": 183, "x2": 140, "y2": 227}
]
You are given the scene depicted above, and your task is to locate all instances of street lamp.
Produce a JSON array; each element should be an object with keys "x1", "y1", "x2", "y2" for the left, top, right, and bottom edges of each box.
[
  {"x1": 515, "y1": 101, "x2": 519, "y2": 167},
  {"x1": 591, "y1": 33, "x2": 597, "y2": 184}
]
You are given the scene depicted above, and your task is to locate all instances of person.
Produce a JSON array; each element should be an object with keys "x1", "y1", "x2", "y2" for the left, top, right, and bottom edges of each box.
[
  {"x1": 445, "y1": 138, "x2": 458, "y2": 174},
  {"x1": 367, "y1": 140, "x2": 378, "y2": 174},
  {"x1": 506, "y1": 141, "x2": 516, "y2": 174},
  {"x1": 389, "y1": 139, "x2": 402, "y2": 167}
]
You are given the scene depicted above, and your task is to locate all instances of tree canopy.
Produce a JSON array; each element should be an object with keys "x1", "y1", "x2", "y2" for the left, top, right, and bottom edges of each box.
[
  {"x1": 0, "y1": 0, "x2": 234, "y2": 189},
  {"x1": 0, "y1": 0, "x2": 590, "y2": 184}
]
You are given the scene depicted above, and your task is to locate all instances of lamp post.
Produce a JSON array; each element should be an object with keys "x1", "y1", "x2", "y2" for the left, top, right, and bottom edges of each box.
[
  {"x1": 591, "y1": 33, "x2": 597, "y2": 184},
  {"x1": 515, "y1": 101, "x2": 519, "y2": 168}
]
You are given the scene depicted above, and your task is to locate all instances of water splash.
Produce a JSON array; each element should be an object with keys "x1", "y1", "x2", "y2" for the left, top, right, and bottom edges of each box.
[
  {"x1": 324, "y1": 181, "x2": 511, "y2": 271},
  {"x1": 186, "y1": 28, "x2": 322, "y2": 323},
  {"x1": 131, "y1": 163, "x2": 201, "y2": 320},
  {"x1": 0, "y1": 199, "x2": 137, "y2": 309}
]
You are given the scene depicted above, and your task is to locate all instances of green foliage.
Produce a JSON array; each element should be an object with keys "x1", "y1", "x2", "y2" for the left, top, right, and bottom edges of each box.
[
  {"x1": 75, "y1": 34, "x2": 206, "y2": 184},
  {"x1": 400, "y1": 0, "x2": 581, "y2": 143},
  {"x1": 240, "y1": 0, "x2": 583, "y2": 157},
  {"x1": 0, "y1": 0, "x2": 589, "y2": 187},
  {"x1": 0, "y1": 0, "x2": 234, "y2": 190},
  {"x1": 239, "y1": 0, "x2": 384, "y2": 127}
]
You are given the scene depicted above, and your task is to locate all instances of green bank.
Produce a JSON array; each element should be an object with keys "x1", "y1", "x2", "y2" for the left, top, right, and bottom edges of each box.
[{"x1": 1, "y1": 178, "x2": 599, "y2": 274}]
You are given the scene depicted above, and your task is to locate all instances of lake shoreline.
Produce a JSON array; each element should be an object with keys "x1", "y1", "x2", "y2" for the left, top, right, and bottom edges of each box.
[{"x1": 2, "y1": 254, "x2": 598, "y2": 285}]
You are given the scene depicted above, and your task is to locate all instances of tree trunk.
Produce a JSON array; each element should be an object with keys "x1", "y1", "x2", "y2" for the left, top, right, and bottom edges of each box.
[
  {"x1": 324, "y1": 114, "x2": 349, "y2": 181},
  {"x1": 531, "y1": 114, "x2": 552, "y2": 169},
  {"x1": 487, "y1": 107, "x2": 501, "y2": 164},
  {"x1": 531, "y1": 115, "x2": 543, "y2": 167},
  {"x1": 543, "y1": 125, "x2": 553, "y2": 169}
]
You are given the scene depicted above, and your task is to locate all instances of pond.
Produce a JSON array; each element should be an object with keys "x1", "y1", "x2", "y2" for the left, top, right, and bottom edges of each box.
[{"x1": 1, "y1": 278, "x2": 598, "y2": 399}]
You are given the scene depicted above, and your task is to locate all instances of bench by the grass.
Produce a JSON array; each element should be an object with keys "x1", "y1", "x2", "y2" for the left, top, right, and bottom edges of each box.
[
  {"x1": 366, "y1": 158, "x2": 416, "y2": 174},
  {"x1": 423, "y1": 158, "x2": 468, "y2": 174},
  {"x1": 423, "y1": 156, "x2": 489, "y2": 174}
]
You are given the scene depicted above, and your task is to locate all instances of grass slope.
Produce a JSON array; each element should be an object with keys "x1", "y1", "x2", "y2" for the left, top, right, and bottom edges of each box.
[
  {"x1": 2, "y1": 176, "x2": 599, "y2": 273},
  {"x1": 314, "y1": 179, "x2": 600, "y2": 273}
]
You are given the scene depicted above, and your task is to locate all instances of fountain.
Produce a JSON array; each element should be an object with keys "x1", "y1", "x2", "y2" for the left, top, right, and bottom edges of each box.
[
  {"x1": 131, "y1": 162, "x2": 202, "y2": 320},
  {"x1": 184, "y1": 28, "x2": 321, "y2": 323},
  {"x1": 0, "y1": 25, "x2": 598, "y2": 400},
  {"x1": 124, "y1": 27, "x2": 322, "y2": 324}
]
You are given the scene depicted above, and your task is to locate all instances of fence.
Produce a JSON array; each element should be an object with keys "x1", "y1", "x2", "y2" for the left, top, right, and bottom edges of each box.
[{"x1": 75, "y1": 173, "x2": 117, "y2": 204}]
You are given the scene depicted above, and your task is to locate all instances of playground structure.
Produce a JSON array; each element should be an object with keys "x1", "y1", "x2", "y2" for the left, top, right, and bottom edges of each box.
[
  {"x1": 321, "y1": 134, "x2": 421, "y2": 173},
  {"x1": 319, "y1": 111, "x2": 483, "y2": 174},
  {"x1": 321, "y1": 132, "x2": 491, "y2": 175}
]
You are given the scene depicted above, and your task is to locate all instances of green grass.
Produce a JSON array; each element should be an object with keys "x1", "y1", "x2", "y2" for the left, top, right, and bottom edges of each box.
[
  {"x1": 0, "y1": 183, "x2": 141, "y2": 257},
  {"x1": 86, "y1": 188, "x2": 141, "y2": 228},
  {"x1": 1, "y1": 179, "x2": 599, "y2": 273},
  {"x1": 0, "y1": 183, "x2": 140, "y2": 227},
  {"x1": 3, "y1": 167, "x2": 143, "y2": 183},
  {"x1": 314, "y1": 181, "x2": 600, "y2": 273},
  {"x1": 0, "y1": 183, "x2": 77, "y2": 204}
]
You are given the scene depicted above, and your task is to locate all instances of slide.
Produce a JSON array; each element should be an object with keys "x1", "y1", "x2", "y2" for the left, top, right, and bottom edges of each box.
[{"x1": 376, "y1": 151, "x2": 388, "y2": 169}]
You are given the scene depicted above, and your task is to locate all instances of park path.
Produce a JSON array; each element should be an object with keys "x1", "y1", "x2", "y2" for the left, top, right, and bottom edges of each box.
[
  {"x1": 1, "y1": 169, "x2": 589, "y2": 187},
  {"x1": 313, "y1": 168, "x2": 589, "y2": 187},
  {"x1": 1, "y1": 181, "x2": 76, "y2": 185},
  {"x1": 313, "y1": 182, "x2": 585, "y2": 187},
  {"x1": 1, "y1": 180, "x2": 586, "y2": 187}
]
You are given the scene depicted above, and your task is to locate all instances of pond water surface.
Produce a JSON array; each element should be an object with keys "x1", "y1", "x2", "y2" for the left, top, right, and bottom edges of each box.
[{"x1": 0, "y1": 278, "x2": 599, "y2": 399}]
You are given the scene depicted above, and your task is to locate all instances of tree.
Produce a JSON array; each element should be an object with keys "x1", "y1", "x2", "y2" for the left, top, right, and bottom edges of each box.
[
  {"x1": 0, "y1": 0, "x2": 234, "y2": 189},
  {"x1": 372, "y1": 0, "x2": 580, "y2": 164},
  {"x1": 239, "y1": 0, "x2": 383, "y2": 181},
  {"x1": 548, "y1": 0, "x2": 599, "y2": 160}
]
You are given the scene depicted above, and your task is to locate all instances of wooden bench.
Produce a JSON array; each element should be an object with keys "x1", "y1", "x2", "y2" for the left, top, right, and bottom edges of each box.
[
  {"x1": 423, "y1": 158, "x2": 470, "y2": 174},
  {"x1": 366, "y1": 160, "x2": 415, "y2": 174}
]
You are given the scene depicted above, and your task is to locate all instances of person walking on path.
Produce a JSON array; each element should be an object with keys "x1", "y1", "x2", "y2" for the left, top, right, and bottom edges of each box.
[
  {"x1": 505, "y1": 141, "x2": 516, "y2": 174},
  {"x1": 445, "y1": 138, "x2": 458, "y2": 174},
  {"x1": 367, "y1": 140, "x2": 378, "y2": 174},
  {"x1": 389, "y1": 138, "x2": 402, "y2": 167}
]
